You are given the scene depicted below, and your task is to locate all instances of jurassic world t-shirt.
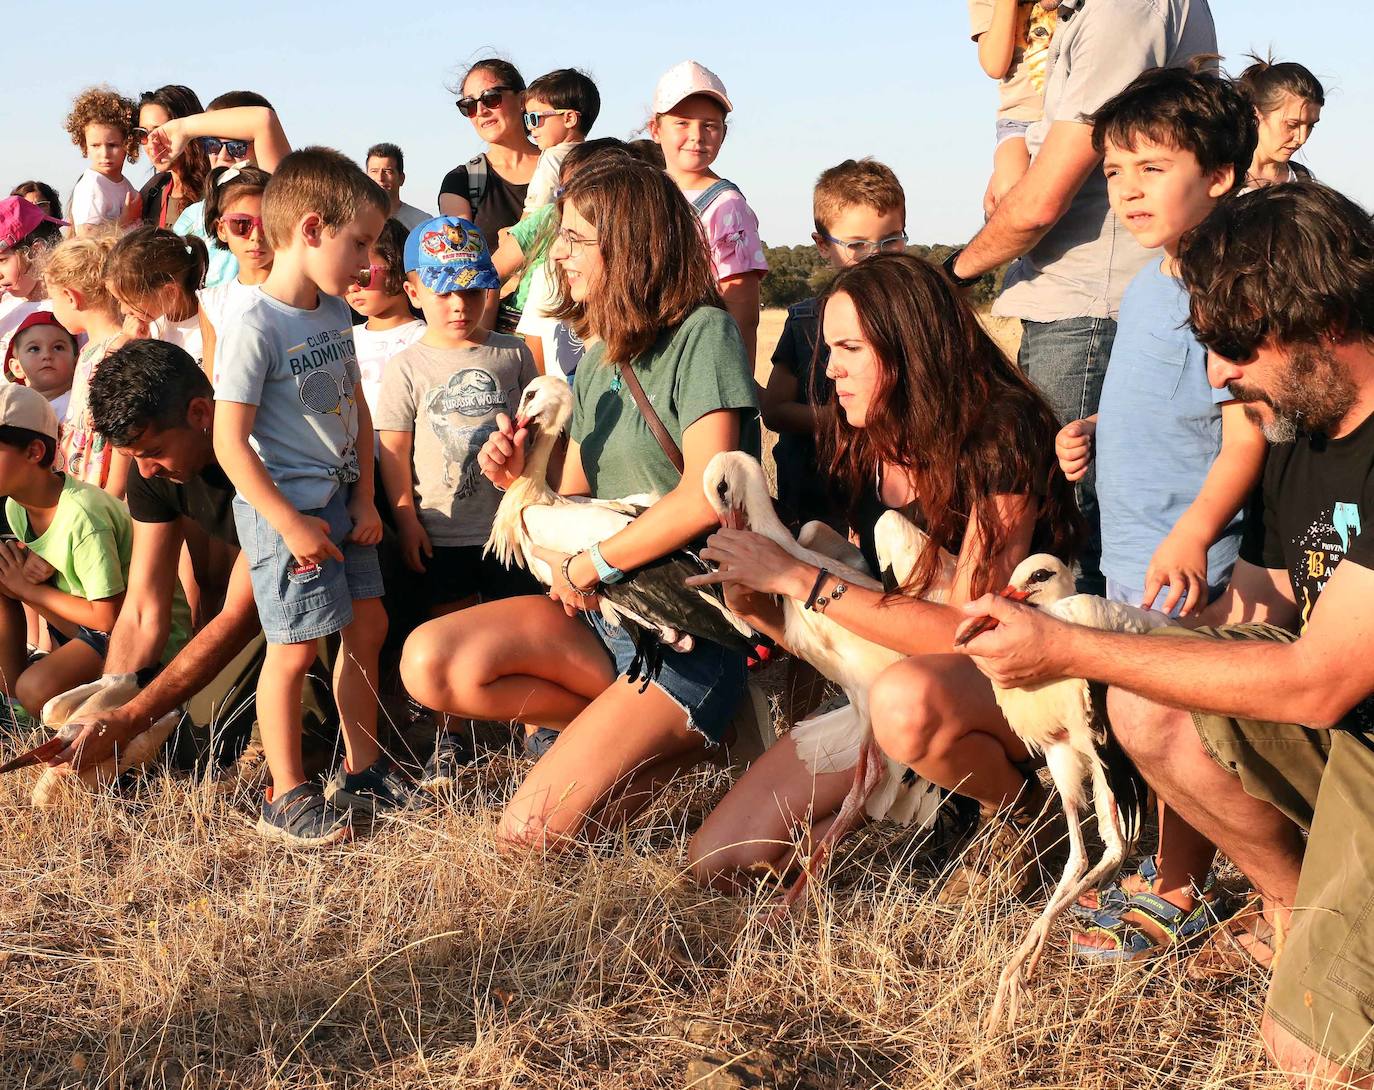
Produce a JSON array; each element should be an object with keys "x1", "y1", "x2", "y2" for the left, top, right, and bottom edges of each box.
[
  {"x1": 1242, "y1": 408, "x2": 1374, "y2": 731},
  {"x1": 571, "y1": 306, "x2": 759, "y2": 501},
  {"x1": 373, "y1": 333, "x2": 537, "y2": 547}
]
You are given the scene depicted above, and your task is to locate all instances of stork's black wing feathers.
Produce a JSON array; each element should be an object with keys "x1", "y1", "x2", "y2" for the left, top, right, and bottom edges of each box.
[
  {"x1": 600, "y1": 548, "x2": 757, "y2": 669},
  {"x1": 1091, "y1": 682, "x2": 1148, "y2": 850},
  {"x1": 880, "y1": 565, "x2": 900, "y2": 595}
]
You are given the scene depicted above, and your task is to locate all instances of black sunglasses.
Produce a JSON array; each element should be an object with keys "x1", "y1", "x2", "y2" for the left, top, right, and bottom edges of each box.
[{"x1": 455, "y1": 86, "x2": 513, "y2": 118}]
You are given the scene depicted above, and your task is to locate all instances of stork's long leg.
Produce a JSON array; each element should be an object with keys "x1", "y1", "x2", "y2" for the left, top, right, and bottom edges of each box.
[
  {"x1": 988, "y1": 743, "x2": 1087, "y2": 1029},
  {"x1": 774, "y1": 736, "x2": 886, "y2": 915},
  {"x1": 1027, "y1": 754, "x2": 1127, "y2": 979}
]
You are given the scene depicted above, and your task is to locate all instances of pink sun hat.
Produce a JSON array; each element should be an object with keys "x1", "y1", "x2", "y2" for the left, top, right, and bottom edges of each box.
[
  {"x1": 0, "y1": 195, "x2": 67, "y2": 252},
  {"x1": 652, "y1": 60, "x2": 735, "y2": 116}
]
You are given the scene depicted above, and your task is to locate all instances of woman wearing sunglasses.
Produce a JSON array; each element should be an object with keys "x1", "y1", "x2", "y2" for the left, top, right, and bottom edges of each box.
[
  {"x1": 439, "y1": 59, "x2": 540, "y2": 330},
  {"x1": 136, "y1": 86, "x2": 209, "y2": 228},
  {"x1": 140, "y1": 91, "x2": 292, "y2": 289}
]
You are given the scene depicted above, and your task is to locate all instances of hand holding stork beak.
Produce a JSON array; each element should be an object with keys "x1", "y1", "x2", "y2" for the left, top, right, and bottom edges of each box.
[
  {"x1": 953, "y1": 590, "x2": 1073, "y2": 689},
  {"x1": 478, "y1": 412, "x2": 529, "y2": 491}
]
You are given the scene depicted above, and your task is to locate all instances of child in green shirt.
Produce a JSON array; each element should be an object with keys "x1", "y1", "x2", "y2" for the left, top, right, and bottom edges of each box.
[{"x1": 0, "y1": 385, "x2": 182, "y2": 720}]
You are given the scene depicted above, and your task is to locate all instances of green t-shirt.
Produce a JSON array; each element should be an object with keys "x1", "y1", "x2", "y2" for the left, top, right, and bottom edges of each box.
[
  {"x1": 508, "y1": 205, "x2": 557, "y2": 312},
  {"x1": 7, "y1": 474, "x2": 189, "y2": 656},
  {"x1": 571, "y1": 306, "x2": 759, "y2": 500}
]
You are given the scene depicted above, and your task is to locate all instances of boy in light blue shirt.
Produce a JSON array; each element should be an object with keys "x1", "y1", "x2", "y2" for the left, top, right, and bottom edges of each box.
[
  {"x1": 1056, "y1": 66, "x2": 1265, "y2": 616},
  {"x1": 1052, "y1": 65, "x2": 1265, "y2": 962}
]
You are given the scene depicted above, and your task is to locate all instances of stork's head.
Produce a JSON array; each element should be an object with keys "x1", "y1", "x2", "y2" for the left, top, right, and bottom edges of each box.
[
  {"x1": 703, "y1": 451, "x2": 770, "y2": 531},
  {"x1": 1003, "y1": 554, "x2": 1075, "y2": 606},
  {"x1": 513, "y1": 375, "x2": 574, "y2": 436}
]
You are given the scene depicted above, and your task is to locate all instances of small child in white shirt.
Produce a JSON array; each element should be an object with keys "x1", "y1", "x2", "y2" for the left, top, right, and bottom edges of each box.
[
  {"x1": 64, "y1": 87, "x2": 141, "y2": 236},
  {"x1": 519, "y1": 68, "x2": 599, "y2": 216}
]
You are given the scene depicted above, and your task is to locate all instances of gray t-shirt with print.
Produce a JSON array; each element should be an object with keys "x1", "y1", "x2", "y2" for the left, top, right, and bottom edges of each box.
[
  {"x1": 994, "y1": 0, "x2": 1217, "y2": 323},
  {"x1": 215, "y1": 289, "x2": 362, "y2": 511},
  {"x1": 374, "y1": 333, "x2": 537, "y2": 547}
]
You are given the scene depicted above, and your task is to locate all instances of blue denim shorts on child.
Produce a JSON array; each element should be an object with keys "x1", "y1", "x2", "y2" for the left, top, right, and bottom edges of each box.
[
  {"x1": 233, "y1": 486, "x2": 385, "y2": 644},
  {"x1": 585, "y1": 612, "x2": 747, "y2": 745}
]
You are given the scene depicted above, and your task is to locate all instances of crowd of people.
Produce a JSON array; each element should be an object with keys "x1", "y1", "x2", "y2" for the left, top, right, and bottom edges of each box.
[{"x1": 2, "y1": 0, "x2": 1371, "y2": 1081}]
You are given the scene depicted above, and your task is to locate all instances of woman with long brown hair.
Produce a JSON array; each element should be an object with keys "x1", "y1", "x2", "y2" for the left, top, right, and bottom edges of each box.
[
  {"x1": 135, "y1": 85, "x2": 210, "y2": 227},
  {"x1": 401, "y1": 154, "x2": 759, "y2": 848},
  {"x1": 688, "y1": 252, "x2": 1081, "y2": 899}
]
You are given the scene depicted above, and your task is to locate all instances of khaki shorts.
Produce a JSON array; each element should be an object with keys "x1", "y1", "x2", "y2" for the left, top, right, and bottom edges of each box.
[{"x1": 1166, "y1": 622, "x2": 1374, "y2": 1070}]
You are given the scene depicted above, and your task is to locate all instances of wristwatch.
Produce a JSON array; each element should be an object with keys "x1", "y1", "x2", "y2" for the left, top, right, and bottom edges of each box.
[
  {"x1": 589, "y1": 541, "x2": 625, "y2": 585},
  {"x1": 942, "y1": 247, "x2": 982, "y2": 289}
]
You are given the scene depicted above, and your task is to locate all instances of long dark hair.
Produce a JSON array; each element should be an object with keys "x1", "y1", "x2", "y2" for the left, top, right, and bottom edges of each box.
[
  {"x1": 551, "y1": 156, "x2": 722, "y2": 363},
  {"x1": 140, "y1": 85, "x2": 210, "y2": 200},
  {"x1": 816, "y1": 253, "x2": 1082, "y2": 598}
]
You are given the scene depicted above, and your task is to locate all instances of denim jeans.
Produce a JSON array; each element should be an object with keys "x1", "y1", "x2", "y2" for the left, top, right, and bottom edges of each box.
[{"x1": 1018, "y1": 317, "x2": 1118, "y2": 595}]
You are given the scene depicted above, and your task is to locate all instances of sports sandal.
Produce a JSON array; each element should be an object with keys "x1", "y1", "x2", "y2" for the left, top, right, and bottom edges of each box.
[
  {"x1": 1187, "y1": 894, "x2": 1280, "y2": 977},
  {"x1": 1071, "y1": 888, "x2": 1226, "y2": 963},
  {"x1": 257, "y1": 782, "x2": 351, "y2": 847},
  {"x1": 1071, "y1": 856, "x2": 1222, "y2": 920}
]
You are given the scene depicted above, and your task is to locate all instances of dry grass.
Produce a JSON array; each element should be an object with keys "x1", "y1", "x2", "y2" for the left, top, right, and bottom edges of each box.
[
  {"x1": 1, "y1": 735, "x2": 1284, "y2": 1090},
  {"x1": 0, "y1": 311, "x2": 1287, "y2": 1088}
]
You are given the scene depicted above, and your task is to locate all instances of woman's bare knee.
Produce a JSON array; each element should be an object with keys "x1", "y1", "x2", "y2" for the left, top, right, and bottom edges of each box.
[{"x1": 870, "y1": 663, "x2": 944, "y2": 766}]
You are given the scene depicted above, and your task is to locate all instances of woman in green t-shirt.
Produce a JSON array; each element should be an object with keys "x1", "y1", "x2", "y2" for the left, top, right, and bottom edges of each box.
[
  {"x1": 686, "y1": 253, "x2": 1082, "y2": 904},
  {"x1": 402, "y1": 155, "x2": 759, "y2": 848}
]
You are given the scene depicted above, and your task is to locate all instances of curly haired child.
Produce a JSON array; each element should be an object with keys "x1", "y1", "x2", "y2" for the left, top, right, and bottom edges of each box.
[{"x1": 64, "y1": 86, "x2": 141, "y2": 236}]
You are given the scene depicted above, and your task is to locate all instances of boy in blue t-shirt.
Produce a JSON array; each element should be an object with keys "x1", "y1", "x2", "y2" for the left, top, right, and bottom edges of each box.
[
  {"x1": 1056, "y1": 67, "x2": 1265, "y2": 617},
  {"x1": 215, "y1": 147, "x2": 411, "y2": 847},
  {"x1": 1052, "y1": 67, "x2": 1264, "y2": 961}
]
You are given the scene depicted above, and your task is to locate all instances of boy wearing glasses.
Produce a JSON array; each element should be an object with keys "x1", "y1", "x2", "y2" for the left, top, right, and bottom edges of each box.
[
  {"x1": 762, "y1": 157, "x2": 907, "y2": 529},
  {"x1": 520, "y1": 69, "x2": 600, "y2": 215}
]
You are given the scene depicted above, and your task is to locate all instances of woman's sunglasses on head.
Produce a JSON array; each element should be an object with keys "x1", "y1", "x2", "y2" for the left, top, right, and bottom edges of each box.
[{"x1": 455, "y1": 87, "x2": 513, "y2": 117}]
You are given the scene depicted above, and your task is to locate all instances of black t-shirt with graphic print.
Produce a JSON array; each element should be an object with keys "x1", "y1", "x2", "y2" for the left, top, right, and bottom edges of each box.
[{"x1": 1240, "y1": 407, "x2": 1374, "y2": 731}]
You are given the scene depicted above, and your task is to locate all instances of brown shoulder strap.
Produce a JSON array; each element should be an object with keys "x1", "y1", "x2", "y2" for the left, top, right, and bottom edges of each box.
[{"x1": 617, "y1": 360, "x2": 684, "y2": 474}]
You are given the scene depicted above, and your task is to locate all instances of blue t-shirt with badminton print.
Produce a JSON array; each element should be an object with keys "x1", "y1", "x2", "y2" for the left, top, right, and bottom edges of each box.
[{"x1": 215, "y1": 288, "x2": 362, "y2": 510}]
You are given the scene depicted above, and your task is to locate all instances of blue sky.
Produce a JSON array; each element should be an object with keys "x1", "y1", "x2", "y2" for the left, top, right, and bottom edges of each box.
[{"x1": 8, "y1": 0, "x2": 1371, "y2": 246}]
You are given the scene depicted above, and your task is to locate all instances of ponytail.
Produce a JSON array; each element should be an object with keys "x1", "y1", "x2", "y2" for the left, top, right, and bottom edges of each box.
[
  {"x1": 106, "y1": 226, "x2": 209, "y2": 312},
  {"x1": 1237, "y1": 52, "x2": 1326, "y2": 114}
]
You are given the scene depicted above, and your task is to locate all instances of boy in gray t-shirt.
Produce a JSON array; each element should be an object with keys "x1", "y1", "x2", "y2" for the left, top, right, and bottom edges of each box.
[{"x1": 376, "y1": 216, "x2": 538, "y2": 614}]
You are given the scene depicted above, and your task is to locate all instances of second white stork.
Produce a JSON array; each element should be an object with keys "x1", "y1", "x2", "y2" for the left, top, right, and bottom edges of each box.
[
  {"x1": 957, "y1": 554, "x2": 1172, "y2": 1028},
  {"x1": 703, "y1": 452, "x2": 946, "y2": 908}
]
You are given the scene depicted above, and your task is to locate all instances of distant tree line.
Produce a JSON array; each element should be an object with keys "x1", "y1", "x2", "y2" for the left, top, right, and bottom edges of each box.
[{"x1": 760, "y1": 242, "x2": 1008, "y2": 309}]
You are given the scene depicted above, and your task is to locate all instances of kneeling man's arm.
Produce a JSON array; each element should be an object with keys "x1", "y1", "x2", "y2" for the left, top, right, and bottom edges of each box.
[
  {"x1": 963, "y1": 561, "x2": 1373, "y2": 730},
  {"x1": 103, "y1": 519, "x2": 185, "y2": 675}
]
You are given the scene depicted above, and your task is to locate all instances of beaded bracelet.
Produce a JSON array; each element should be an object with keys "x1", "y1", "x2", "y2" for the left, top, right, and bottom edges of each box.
[{"x1": 561, "y1": 552, "x2": 598, "y2": 598}]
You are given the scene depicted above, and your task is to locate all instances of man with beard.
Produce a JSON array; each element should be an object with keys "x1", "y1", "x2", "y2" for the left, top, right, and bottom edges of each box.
[{"x1": 956, "y1": 183, "x2": 1374, "y2": 1087}]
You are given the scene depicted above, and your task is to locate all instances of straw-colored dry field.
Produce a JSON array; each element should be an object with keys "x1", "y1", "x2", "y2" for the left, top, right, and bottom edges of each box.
[{"x1": 0, "y1": 311, "x2": 1287, "y2": 1089}]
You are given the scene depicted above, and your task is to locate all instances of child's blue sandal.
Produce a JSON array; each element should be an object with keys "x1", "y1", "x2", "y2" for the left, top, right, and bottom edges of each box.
[{"x1": 1071, "y1": 889, "x2": 1226, "y2": 963}]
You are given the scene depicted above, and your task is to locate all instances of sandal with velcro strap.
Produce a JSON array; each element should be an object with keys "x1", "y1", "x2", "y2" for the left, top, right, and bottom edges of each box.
[{"x1": 1071, "y1": 888, "x2": 1229, "y2": 963}]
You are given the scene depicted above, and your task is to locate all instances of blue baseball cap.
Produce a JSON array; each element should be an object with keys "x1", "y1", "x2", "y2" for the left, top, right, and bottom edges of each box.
[{"x1": 403, "y1": 217, "x2": 501, "y2": 293}]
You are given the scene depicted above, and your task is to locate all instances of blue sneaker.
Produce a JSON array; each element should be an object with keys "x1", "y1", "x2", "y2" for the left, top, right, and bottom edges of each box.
[
  {"x1": 325, "y1": 757, "x2": 422, "y2": 816},
  {"x1": 523, "y1": 726, "x2": 560, "y2": 759},
  {"x1": 256, "y1": 783, "x2": 351, "y2": 847}
]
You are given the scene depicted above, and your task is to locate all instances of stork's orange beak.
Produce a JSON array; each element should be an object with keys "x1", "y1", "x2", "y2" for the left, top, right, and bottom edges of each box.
[
  {"x1": 0, "y1": 735, "x2": 67, "y2": 774},
  {"x1": 514, "y1": 414, "x2": 530, "y2": 431},
  {"x1": 953, "y1": 586, "x2": 1031, "y2": 647},
  {"x1": 719, "y1": 505, "x2": 746, "y2": 531}
]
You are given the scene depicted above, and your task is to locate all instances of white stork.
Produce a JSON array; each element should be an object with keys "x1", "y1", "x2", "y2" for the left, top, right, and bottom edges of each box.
[
  {"x1": 24, "y1": 675, "x2": 180, "y2": 809},
  {"x1": 958, "y1": 554, "x2": 1171, "y2": 1028},
  {"x1": 484, "y1": 376, "x2": 755, "y2": 684},
  {"x1": 703, "y1": 452, "x2": 947, "y2": 909}
]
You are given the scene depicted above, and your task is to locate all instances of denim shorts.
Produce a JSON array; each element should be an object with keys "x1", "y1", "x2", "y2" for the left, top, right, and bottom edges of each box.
[
  {"x1": 48, "y1": 624, "x2": 111, "y2": 658},
  {"x1": 586, "y1": 612, "x2": 747, "y2": 746},
  {"x1": 233, "y1": 487, "x2": 385, "y2": 645},
  {"x1": 995, "y1": 117, "x2": 1034, "y2": 146}
]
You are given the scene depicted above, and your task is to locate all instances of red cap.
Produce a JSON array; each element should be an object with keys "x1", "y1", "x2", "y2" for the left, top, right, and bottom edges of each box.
[{"x1": 4, "y1": 311, "x2": 75, "y2": 383}]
